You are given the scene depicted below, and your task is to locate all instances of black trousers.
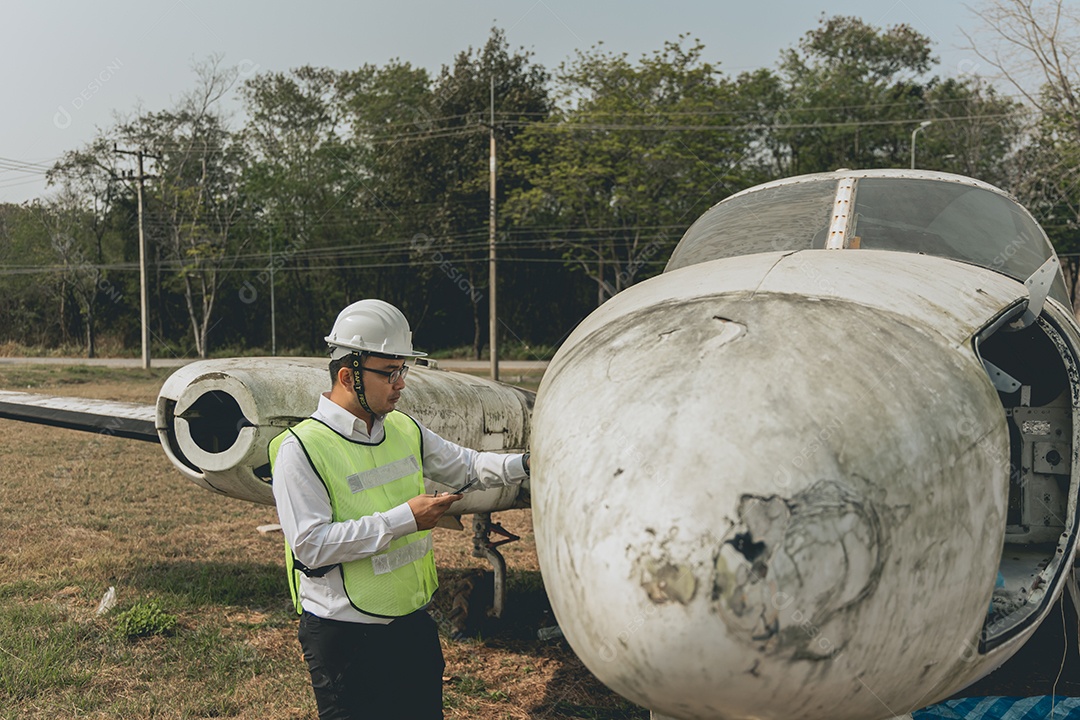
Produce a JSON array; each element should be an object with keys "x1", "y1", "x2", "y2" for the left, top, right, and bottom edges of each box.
[{"x1": 298, "y1": 610, "x2": 445, "y2": 720}]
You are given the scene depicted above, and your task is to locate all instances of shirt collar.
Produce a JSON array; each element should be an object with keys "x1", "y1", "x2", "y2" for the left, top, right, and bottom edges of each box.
[{"x1": 314, "y1": 393, "x2": 384, "y2": 442}]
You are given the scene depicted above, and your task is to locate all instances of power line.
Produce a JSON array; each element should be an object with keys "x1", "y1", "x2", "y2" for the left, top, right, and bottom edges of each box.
[
  {"x1": 0, "y1": 156, "x2": 54, "y2": 172},
  {"x1": 491, "y1": 93, "x2": 1029, "y2": 119},
  {"x1": 0, "y1": 107, "x2": 1031, "y2": 189},
  {"x1": 0, "y1": 254, "x2": 672, "y2": 277},
  {"x1": 0, "y1": 231, "x2": 683, "y2": 274},
  {"x1": 498, "y1": 111, "x2": 1029, "y2": 133}
]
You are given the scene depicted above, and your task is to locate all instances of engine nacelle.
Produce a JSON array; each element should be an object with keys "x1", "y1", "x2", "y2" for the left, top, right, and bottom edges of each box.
[{"x1": 156, "y1": 357, "x2": 532, "y2": 508}]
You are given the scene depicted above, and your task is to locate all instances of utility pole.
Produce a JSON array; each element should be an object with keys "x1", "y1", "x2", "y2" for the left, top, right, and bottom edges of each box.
[
  {"x1": 115, "y1": 146, "x2": 159, "y2": 369},
  {"x1": 488, "y1": 75, "x2": 499, "y2": 381},
  {"x1": 270, "y1": 229, "x2": 277, "y2": 356}
]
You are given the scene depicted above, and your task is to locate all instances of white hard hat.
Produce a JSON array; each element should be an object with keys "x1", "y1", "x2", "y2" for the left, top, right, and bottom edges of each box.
[{"x1": 325, "y1": 299, "x2": 427, "y2": 359}]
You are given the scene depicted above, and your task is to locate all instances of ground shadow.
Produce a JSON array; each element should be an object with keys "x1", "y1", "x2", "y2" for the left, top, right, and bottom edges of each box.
[
  {"x1": 431, "y1": 568, "x2": 649, "y2": 718},
  {"x1": 531, "y1": 657, "x2": 650, "y2": 719},
  {"x1": 123, "y1": 559, "x2": 288, "y2": 611},
  {"x1": 432, "y1": 568, "x2": 555, "y2": 645}
]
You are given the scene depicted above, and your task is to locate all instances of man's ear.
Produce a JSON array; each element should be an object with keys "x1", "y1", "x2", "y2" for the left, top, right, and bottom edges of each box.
[{"x1": 336, "y1": 365, "x2": 353, "y2": 388}]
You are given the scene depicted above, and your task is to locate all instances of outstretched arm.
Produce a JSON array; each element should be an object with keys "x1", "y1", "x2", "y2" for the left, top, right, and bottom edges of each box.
[{"x1": 419, "y1": 424, "x2": 529, "y2": 492}]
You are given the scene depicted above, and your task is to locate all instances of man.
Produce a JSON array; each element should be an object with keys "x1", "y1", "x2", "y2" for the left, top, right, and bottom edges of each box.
[{"x1": 269, "y1": 299, "x2": 529, "y2": 719}]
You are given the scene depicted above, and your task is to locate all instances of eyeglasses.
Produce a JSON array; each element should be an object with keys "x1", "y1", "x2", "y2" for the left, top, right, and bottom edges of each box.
[{"x1": 362, "y1": 363, "x2": 409, "y2": 384}]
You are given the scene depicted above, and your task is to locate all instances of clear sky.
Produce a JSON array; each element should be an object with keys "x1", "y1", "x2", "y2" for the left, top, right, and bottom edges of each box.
[{"x1": 1, "y1": 0, "x2": 995, "y2": 204}]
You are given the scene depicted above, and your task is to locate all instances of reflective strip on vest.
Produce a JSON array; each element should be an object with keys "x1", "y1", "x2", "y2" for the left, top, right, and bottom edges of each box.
[
  {"x1": 347, "y1": 455, "x2": 420, "y2": 493},
  {"x1": 371, "y1": 533, "x2": 433, "y2": 576}
]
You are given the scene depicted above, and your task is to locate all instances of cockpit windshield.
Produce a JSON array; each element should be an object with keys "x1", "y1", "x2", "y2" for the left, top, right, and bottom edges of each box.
[
  {"x1": 666, "y1": 179, "x2": 835, "y2": 271},
  {"x1": 851, "y1": 178, "x2": 1065, "y2": 301},
  {"x1": 666, "y1": 174, "x2": 1068, "y2": 306}
]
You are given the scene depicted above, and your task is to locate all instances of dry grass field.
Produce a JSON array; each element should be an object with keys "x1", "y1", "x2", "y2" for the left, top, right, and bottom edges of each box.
[{"x1": 0, "y1": 365, "x2": 645, "y2": 719}]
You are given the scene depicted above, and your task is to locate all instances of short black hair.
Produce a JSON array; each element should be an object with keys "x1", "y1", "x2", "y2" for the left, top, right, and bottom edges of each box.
[{"x1": 329, "y1": 353, "x2": 357, "y2": 386}]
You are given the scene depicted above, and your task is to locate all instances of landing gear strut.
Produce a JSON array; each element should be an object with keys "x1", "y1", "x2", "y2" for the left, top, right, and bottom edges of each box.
[{"x1": 471, "y1": 511, "x2": 519, "y2": 618}]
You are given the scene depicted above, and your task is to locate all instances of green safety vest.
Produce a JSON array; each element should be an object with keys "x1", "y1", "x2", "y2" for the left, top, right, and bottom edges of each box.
[{"x1": 268, "y1": 411, "x2": 438, "y2": 617}]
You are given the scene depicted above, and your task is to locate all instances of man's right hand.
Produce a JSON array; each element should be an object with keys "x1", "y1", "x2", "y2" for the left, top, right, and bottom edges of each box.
[{"x1": 407, "y1": 492, "x2": 462, "y2": 531}]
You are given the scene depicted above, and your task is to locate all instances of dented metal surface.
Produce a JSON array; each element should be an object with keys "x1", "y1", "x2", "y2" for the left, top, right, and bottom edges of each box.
[
  {"x1": 531, "y1": 244, "x2": 1075, "y2": 719},
  {"x1": 717, "y1": 478, "x2": 891, "y2": 661},
  {"x1": 156, "y1": 357, "x2": 532, "y2": 506}
]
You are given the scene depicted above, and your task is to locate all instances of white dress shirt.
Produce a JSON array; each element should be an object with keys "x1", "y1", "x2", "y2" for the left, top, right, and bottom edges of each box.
[{"x1": 272, "y1": 393, "x2": 528, "y2": 624}]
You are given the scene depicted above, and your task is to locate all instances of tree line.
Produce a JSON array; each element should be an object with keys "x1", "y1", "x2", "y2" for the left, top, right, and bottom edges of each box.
[{"x1": 1, "y1": 6, "x2": 1077, "y2": 360}]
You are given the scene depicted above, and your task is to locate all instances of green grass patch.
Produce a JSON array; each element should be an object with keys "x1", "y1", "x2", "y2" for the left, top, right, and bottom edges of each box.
[
  {"x1": 112, "y1": 600, "x2": 177, "y2": 639},
  {"x1": 0, "y1": 603, "x2": 99, "y2": 705},
  {"x1": 507, "y1": 569, "x2": 546, "y2": 595},
  {"x1": 0, "y1": 338, "x2": 133, "y2": 359},
  {"x1": 0, "y1": 579, "x2": 68, "y2": 602},
  {"x1": 444, "y1": 672, "x2": 509, "y2": 710}
]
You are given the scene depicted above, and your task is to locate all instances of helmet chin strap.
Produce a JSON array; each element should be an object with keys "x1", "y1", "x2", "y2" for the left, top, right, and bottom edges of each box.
[{"x1": 348, "y1": 352, "x2": 377, "y2": 416}]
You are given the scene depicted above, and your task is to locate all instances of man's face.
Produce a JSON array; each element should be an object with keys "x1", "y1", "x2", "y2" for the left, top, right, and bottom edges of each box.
[{"x1": 359, "y1": 355, "x2": 408, "y2": 415}]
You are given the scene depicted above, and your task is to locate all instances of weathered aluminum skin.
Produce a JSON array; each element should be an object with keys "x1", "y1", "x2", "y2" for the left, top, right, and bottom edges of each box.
[
  {"x1": 532, "y1": 249, "x2": 1072, "y2": 720},
  {"x1": 156, "y1": 357, "x2": 532, "y2": 507}
]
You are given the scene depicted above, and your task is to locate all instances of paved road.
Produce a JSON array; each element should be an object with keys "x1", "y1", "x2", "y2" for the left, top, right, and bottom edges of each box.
[
  {"x1": 0, "y1": 356, "x2": 192, "y2": 368},
  {"x1": 0, "y1": 356, "x2": 548, "y2": 372}
]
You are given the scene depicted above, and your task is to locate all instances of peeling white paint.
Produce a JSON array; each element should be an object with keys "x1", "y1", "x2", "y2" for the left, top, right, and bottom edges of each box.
[{"x1": 532, "y1": 251, "x2": 1040, "y2": 720}]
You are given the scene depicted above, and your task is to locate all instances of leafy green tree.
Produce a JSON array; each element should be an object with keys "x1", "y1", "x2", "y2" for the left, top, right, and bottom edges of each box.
[
  {"x1": 916, "y1": 78, "x2": 1024, "y2": 185},
  {"x1": 507, "y1": 37, "x2": 750, "y2": 304},
  {"x1": 337, "y1": 58, "x2": 440, "y2": 319},
  {"x1": 729, "y1": 67, "x2": 793, "y2": 181},
  {"x1": 345, "y1": 28, "x2": 552, "y2": 356},
  {"x1": 4, "y1": 16, "x2": 1056, "y2": 355},
  {"x1": 1008, "y1": 98, "x2": 1080, "y2": 299},
  {"x1": 240, "y1": 65, "x2": 359, "y2": 350},
  {"x1": 771, "y1": 15, "x2": 936, "y2": 173},
  {"x1": 0, "y1": 203, "x2": 61, "y2": 348},
  {"x1": 750, "y1": 16, "x2": 1023, "y2": 193},
  {"x1": 45, "y1": 137, "x2": 128, "y2": 357},
  {"x1": 119, "y1": 57, "x2": 250, "y2": 358}
]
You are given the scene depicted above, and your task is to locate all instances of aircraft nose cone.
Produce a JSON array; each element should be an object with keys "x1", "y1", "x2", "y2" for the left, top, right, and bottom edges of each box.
[{"x1": 531, "y1": 266, "x2": 1008, "y2": 720}]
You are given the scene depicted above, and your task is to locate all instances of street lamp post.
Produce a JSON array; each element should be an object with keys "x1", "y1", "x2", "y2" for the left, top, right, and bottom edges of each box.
[{"x1": 910, "y1": 120, "x2": 932, "y2": 169}]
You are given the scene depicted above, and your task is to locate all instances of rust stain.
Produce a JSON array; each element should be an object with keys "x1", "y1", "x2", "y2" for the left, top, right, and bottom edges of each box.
[{"x1": 639, "y1": 558, "x2": 698, "y2": 605}]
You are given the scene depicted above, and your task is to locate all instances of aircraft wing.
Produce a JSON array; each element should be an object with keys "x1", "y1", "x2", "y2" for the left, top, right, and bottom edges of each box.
[{"x1": 0, "y1": 390, "x2": 157, "y2": 442}]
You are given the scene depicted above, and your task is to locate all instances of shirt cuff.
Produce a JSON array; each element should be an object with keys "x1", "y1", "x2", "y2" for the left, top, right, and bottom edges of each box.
[
  {"x1": 511, "y1": 453, "x2": 530, "y2": 482},
  {"x1": 384, "y1": 502, "x2": 418, "y2": 538}
]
